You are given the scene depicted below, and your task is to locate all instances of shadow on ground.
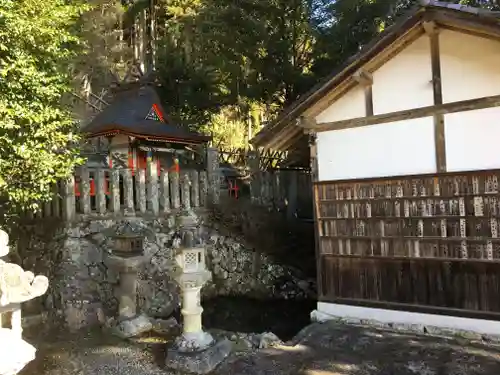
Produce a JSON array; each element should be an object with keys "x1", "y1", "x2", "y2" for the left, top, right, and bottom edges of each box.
[
  {"x1": 19, "y1": 319, "x2": 500, "y2": 375},
  {"x1": 216, "y1": 321, "x2": 500, "y2": 375}
]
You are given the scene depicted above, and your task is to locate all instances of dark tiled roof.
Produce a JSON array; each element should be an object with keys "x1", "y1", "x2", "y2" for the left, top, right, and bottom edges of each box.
[
  {"x1": 82, "y1": 85, "x2": 211, "y2": 144},
  {"x1": 252, "y1": 1, "x2": 500, "y2": 149}
]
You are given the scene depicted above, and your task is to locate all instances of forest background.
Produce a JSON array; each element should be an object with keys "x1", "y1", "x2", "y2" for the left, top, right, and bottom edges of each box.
[{"x1": 0, "y1": 0, "x2": 498, "y2": 211}]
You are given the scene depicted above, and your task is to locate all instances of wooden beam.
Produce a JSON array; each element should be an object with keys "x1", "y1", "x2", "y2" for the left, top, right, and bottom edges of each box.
[
  {"x1": 426, "y1": 21, "x2": 447, "y2": 173},
  {"x1": 353, "y1": 69, "x2": 374, "y2": 117},
  {"x1": 364, "y1": 85, "x2": 374, "y2": 117},
  {"x1": 300, "y1": 94, "x2": 500, "y2": 133}
]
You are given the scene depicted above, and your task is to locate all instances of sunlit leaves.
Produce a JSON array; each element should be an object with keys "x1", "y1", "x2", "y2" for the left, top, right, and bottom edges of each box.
[{"x1": 0, "y1": 0, "x2": 86, "y2": 214}]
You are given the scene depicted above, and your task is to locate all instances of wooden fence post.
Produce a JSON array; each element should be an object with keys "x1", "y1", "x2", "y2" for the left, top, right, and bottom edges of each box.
[
  {"x1": 62, "y1": 175, "x2": 76, "y2": 221},
  {"x1": 123, "y1": 169, "x2": 134, "y2": 215},
  {"x1": 199, "y1": 171, "x2": 208, "y2": 207},
  {"x1": 52, "y1": 182, "x2": 61, "y2": 217},
  {"x1": 43, "y1": 197, "x2": 52, "y2": 218},
  {"x1": 191, "y1": 170, "x2": 200, "y2": 208},
  {"x1": 95, "y1": 169, "x2": 106, "y2": 215},
  {"x1": 80, "y1": 168, "x2": 91, "y2": 214},
  {"x1": 160, "y1": 170, "x2": 170, "y2": 213},
  {"x1": 273, "y1": 170, "x2": 281, "y2": 210},
  {"x1": 181, "y1": 172, "x2": 191, "y2": 212},
  {"x1": 146, "y1": 158, "x2": 159, "y2": 215},
  {"x1": 170, "y1": 172, "x2": 180, "y2": 209},
  {"x1": 287, "y1": 171, "x2": 298, "y2": 219},
  {"x1": 206, "y1": 147, "x2": 220, "y2": 204},
  {"x1": 247, "y1": 150, "x2": 260, "y2": 203},
  {"x1": 110, "y1": 168, "x2": 121, "y2": 213},
  {"x1": 136, "y1": 169, "x2": 146, "y2": 214}
]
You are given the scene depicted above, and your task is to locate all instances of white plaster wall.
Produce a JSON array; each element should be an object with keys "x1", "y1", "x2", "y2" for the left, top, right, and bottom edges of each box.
[
  {"x1": 445, "y1": 107, "x2": 500, "y2": 172},
  {"x1": 440, "y1": 30, "x2": 500, "y2": 103},
  {"x1": 316, "y1": 117, "x2": 436, "y2": 181},
  {"x1": 315, "y1": 86, "x2": 365, "y2": 123},
  {"x1": 440, "y1": 31, "x2": 500, "y2": 172},
  {"x1": 372, "y1": 35, "x2": 433, "y2": 114}
]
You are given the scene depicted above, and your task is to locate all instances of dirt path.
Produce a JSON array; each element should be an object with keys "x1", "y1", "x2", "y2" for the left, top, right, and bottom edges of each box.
[{"x1": 20, "y1": 321, "x2": 500, "y2": 375}]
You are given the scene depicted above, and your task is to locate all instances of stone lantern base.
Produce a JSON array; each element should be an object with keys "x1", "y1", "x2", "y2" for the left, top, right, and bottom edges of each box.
[
  {"x1": 165, "y1": 337, "x2": 232, "y2": 375},
  {"x1": 111, "y1": 314, "x2": 152, "y2": 339}
]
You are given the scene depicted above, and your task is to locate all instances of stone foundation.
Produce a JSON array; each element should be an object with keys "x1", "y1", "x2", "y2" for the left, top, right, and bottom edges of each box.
[{"x1": 12, "y1": 210, "x2": 315, "y2": 330}]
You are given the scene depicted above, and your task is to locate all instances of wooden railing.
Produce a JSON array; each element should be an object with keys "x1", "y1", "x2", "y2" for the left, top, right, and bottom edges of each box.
[
  {"x1": 25, "y1": 148, "x2": 221, "y2": 220},
  {"x1": 250, "y1": 169, "x2": 313, "y2": 219},
  {"x1": 28, "y1": 166, "x2": 219, "y2": 221}
]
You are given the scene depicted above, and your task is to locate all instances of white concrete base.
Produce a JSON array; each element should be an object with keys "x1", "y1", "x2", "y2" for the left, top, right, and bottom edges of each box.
[{"x1": 313, "y1": 302, "x2": 500, "y2": 336}]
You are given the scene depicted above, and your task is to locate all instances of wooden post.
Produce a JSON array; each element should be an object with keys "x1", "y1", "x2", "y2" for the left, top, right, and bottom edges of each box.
[
  {"x1": 123, "y1": 169, "x2": 134, "y2": 215},
  {"x1": 181, "y1": 171, "x2": 191, "y2": 211},
  {"x1": 52, "y1": 182, "x2": 61, "y2": 217},
  {"x1": 191, "y1": 170, "x2": 200, "y2": 208},
  {"x1": 309, "y1": 132, "x2": 323, "y2": 299},
  {"x1": 259, "y1": 171, "x2": 266, "y2": 206},
  {"x1": 80, "y1": 168, "x2": 91, "y2": 214},
  {"x1": 206, "y1": 147, "x2": 220, "y2": 205},
  {"x1": 160, "y1": 170, "x2": 170, "y2": 213},
  {"x1": 287, "y1": 171, "x2": 298, "y2": 219},
  {"x1": 170, "y1": 171, "x2": 180, "y2": 209},
  {"x1": 146, "y1": 158, "x2": 159, "y2": 215},
  {"x1": 273, "y1": 170, "x2": 281, "y2": 210},
  {"x1": 136, "y1": 169, "x2": 146, "y2": 214},
  {"x1": 247, "y1": 150, "x2": 260, "y2": 203},
  {"x1": 424, "y1": 20, "x2": 447, "y2": 173},
  {"x1": 43, "y1": 199, "x2": 52, "y2": 218},
  {"x1": 354, "y1": 68, "x2": 374, "y2": 116},
  {"x1": 110, "y1": 168, "x2": 120, "y2": 214},
  {"x1": 95, "y1": 169, "x2": 106, "y2": 215},
  {"x1": 199, "y1": 171, "x2": 208, "y2": 206},
  {"x1": 62, "y1": 175, "x2": 76, "y2": 221}
]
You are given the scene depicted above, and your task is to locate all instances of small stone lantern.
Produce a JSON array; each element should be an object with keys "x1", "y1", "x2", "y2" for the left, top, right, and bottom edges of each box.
[
  {"x1": 171, "y1": 231, "x2": 212, "y2": 350},
  {"x1": 165, "y1": 229, "x2": 231, "y2": 374},
  {"x1": 111, "y1": 223, "x2": 144, "y2": 258},
  {"x1": 105, "y1": 222, "x2": 151, "y2": 338}
]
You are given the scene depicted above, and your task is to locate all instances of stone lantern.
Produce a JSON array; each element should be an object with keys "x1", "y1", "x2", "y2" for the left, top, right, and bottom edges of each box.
[
  {"x1": 104, "y1": 222, "x2": 151, "y2": 338},
  {"x1": 0, "y1": 228, "x2": 49, "y2": 375},
  {"x1": 165, "y1": 229, "x2": 231, "y2": 374},
  {"x1": 110, "y1": 225, "x2": 144, "y2": 258}
]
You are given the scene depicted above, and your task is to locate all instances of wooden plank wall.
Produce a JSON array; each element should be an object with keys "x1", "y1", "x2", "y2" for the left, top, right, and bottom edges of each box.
[{"x1": 316, "y1": 170, "x2": 500, "y2": 316}]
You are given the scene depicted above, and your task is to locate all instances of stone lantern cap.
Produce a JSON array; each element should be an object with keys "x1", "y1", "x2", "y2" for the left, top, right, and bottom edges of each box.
[{"x1": 108, "y1": 221, "x2": 147, "y2": 257}]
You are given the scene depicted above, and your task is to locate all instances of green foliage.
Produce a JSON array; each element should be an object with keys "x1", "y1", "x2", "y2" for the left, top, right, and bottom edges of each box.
[{"x1": 0, "y1": 0, "x2": 87, "y2": 214}]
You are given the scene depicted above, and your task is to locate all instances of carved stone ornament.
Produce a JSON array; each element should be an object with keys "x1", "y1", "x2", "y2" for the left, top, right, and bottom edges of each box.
[
  {"x1": 0, "y1": 262, "x2": 49, "y2": 306},
  {"x1": 0, "y1": 229, "x2": 49, "y2": 306}
]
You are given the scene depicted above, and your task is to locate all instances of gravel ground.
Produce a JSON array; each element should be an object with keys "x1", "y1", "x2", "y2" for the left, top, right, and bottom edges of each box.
[{"x1": 19, "y1": 320, "x2": 500, "y2": 375}]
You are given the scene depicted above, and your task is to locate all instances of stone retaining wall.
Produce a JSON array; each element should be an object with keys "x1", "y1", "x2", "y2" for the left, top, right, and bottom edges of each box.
[{"x1": 12, "y1": 209, "x2": 315, "y2": 331}]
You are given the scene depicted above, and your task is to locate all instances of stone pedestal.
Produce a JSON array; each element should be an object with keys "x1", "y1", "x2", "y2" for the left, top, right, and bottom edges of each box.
[{"x1": 105, "y1": 255, "x2": 152, "y2": 338}]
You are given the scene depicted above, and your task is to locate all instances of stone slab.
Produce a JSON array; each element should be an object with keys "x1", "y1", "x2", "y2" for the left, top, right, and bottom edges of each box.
[
  {"x1": 112, "y1": 314, "x2": 152, "y2": 339},
  {"x1": 165, "y1": 338, "x2": 232, "y2": 374}
]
